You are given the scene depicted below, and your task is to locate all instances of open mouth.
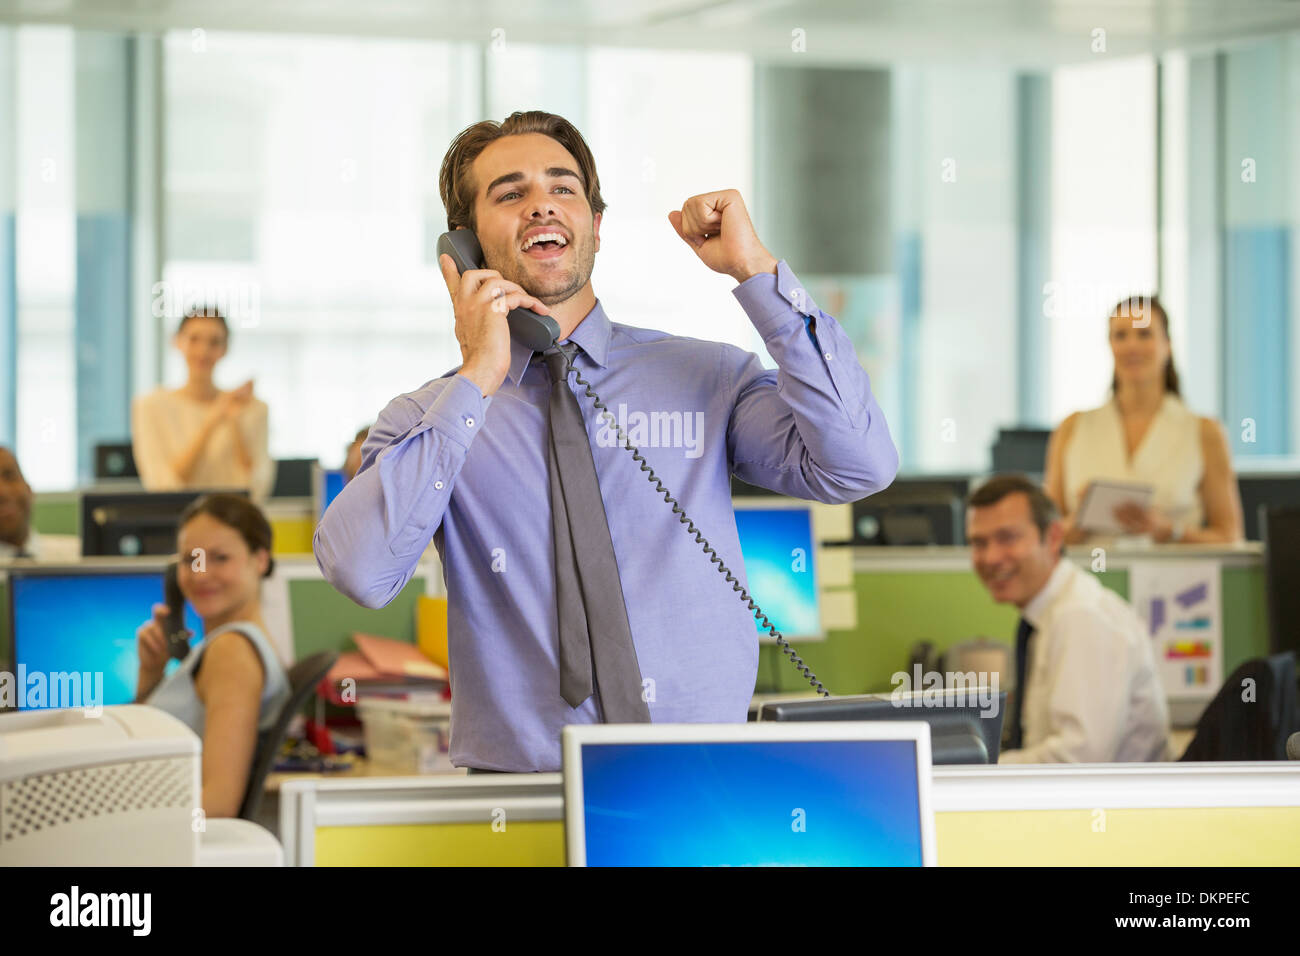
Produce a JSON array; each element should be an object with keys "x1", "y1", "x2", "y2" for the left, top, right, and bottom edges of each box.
[{"x1": 521, "y1": 231, "x2": 569, "y2": 260}]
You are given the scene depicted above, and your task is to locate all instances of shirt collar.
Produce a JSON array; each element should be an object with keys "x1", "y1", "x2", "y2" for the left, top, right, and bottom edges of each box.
[
  {"x1": 1022, "y1": 558, "x2": 1074, "y2": 628},
  {"x1": 506, "y1": 299, "x2": 612, "y2": 386}
]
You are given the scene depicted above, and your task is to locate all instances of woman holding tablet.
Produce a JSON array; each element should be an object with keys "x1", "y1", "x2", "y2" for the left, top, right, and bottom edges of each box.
[
  {"x1": 132, "y1": 310, "x2": 274, "y2": 502},
  {"x1": 1043, "y1": 295, "x2": 1243, "y2": 545}
]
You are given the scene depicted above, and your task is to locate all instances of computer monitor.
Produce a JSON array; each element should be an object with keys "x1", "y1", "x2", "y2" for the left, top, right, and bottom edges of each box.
[
  {"x1": 92, "y1": 442, "x2": 139, "y2": 480},
  {"x1": 757, "y1": 689, "x2": 1007, "y2": 764},
  {"x1": 990, "y1": 428, "x2": 1051, "y2": 476},
  {"x1": 271, "y1": 458, "x2": 317, "y2": 498},
  {"x1": 732, "y1": 500, "x2": 821, "y2": 641},
  {"x1": 80, "y1": 489, "x2": 248, "y2": 557},
  {"x1": 846, "y1": 477, "x2": 968, "y2": 546},
  {"x1": 1239, "y1": 474, "x2": 1300, "y2": 541},
  {"x1": 312, "y1": 464, "x2": 347, "y2": 520},
  {"x1": 4, "y1": 564, "x2": 203, "y2": 710},
  {"x1": 562, "y1": 722, "x2": 935, "y2": 867}
]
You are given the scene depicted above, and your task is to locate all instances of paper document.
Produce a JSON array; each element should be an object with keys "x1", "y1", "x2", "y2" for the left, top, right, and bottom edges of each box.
[{"x1": 1076, "y1": 480, "x2": 1155, "y2": 534}]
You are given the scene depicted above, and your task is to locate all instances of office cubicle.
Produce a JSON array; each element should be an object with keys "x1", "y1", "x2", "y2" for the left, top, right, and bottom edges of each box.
[{"x1": 279, "y1": 762, "x2": 1300, "y2": 866}]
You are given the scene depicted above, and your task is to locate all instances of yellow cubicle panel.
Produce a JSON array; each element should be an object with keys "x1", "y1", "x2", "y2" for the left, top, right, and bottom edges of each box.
[
  {"x1": 936, "y1": 807, "x2": 1300, "y2": 866},
  {"x1": 281, "y1": 764, "x2": 1300, "y2": 867},
  {"x1": 306, "y1": 808, "x2": 1300, "y2": 866},
  {"x1": 270, "y1": 516, "x2": 315, "y2": 555},
  {"x1": 315, "y1": 821, "x2": 564, "y2": 866}
]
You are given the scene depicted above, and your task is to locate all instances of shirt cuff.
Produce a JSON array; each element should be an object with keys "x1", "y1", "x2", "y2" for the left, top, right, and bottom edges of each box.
[
  {"x1": 414, "y1": 373, "x2": 492, "y2": 451},
  {"x1": 731, "y1": 260, "x2": 820, "y2": 342}
]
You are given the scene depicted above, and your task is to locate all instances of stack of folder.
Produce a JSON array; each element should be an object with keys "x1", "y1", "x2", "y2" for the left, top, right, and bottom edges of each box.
[{"x1": 322, "y1": 632, "x2": 449, "y2": 706}]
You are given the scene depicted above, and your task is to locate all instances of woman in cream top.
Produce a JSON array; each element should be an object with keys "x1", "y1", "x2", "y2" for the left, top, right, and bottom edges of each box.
[
  {"x1": 1045, "y1": 295, "x2": 1243, "y2": 544},
  {"x1": 132, "y1": 311, "x2": 274, "y2": 502}
]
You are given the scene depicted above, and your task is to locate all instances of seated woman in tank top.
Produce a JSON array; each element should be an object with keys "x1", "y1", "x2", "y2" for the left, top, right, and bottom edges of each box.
[
  {"x1": 134, "y1": 494, "x2": 290, "y2": 818},
  {"x1": 1044, "y1": 295, "x2": 1244, "y2": 545}
]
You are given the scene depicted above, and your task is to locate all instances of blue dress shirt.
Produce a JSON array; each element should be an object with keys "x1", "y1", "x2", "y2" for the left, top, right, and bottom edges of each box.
[{"x1": 314, "y1": 261, "x2": 898, "y2": 771}]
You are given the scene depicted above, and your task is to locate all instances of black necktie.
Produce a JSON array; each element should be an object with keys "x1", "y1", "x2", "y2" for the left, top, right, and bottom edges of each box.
[
  {"x1": 543, "y1": 343, "x2": 650, "y2": 722},
  {"x1": 1007, "y1": 617, "x2": 1035, "y2": 751}
]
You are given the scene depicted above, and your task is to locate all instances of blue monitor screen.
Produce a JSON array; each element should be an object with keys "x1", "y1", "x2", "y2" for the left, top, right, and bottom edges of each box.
[
  {"x1": 578, "y1": 739, "x2": 923, "y2": 866},
  {"x1": 10, "y1": 571, "x2": 203, "y2": 710},
  {"x1": 320, "y1": 469, "x2": 346, "y2": 518},
  {"x1": 734, "y1": 506, "x2": 820, "y2": 639}
]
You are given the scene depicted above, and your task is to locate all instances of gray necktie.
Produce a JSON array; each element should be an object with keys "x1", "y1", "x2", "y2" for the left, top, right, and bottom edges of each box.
[{"x1": 544, "y1": 343, "x2": 651, "y2": 722}]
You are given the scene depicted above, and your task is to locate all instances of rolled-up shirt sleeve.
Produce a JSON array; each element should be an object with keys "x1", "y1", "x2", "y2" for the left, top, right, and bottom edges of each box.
[
  {"x1": 726, "y1": 260, "x2": 898, "y2": 502},
  {"x1": 314, "y1": 373, "x2": 490, "y2": 609}
]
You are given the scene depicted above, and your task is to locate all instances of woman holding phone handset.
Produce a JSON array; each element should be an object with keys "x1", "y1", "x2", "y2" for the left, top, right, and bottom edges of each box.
[
  {"x1": 132, "y1": 309, "x2": 274, "y2": 502},
  {"x1": 135, "y1": 494, "x2": 289, "y2": 818}
]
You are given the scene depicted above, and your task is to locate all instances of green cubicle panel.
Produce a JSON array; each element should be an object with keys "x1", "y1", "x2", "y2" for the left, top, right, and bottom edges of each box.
[
  {"x1": 1222, "y1": 565, "x2": 1270, "y2": 664},
  {"x1": 287, "y1": 576, "x2": 426, "y2": 659},
  {"x1": 31, "y1": 495, "x2": 79, "y2": 536},
  {"x1": 758, "y1": 563, "x2": 1269, "y2": 696}
]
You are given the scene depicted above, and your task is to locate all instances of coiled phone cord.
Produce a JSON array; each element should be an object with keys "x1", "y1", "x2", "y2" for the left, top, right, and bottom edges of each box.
[{"x1": 564, "y1": 354, "x2": 830, "y2": 698}]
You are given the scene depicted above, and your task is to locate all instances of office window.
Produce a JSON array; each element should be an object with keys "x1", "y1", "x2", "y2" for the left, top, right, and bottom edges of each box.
[
  {"x1": 162, "y1": 32, "x2": 482, "y2": 466},
  {"x1": 1220, "y1": 36, "x2": 1298, "y2": 460},
  {"x1": 892, "y1": 65, "x2": 1019, "y2": 473},
  {"x1": 13, "y1": 27, "x2": 76, "y2": 490},
  {"x1": 1047, "y1": 56, "x2": 1158, "y2": 425}
]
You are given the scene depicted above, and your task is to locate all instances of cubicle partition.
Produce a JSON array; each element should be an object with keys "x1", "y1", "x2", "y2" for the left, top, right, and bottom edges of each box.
[
  {"x1": 757, "y1": 545, "x2": 1270, "y2": 724},
  {"x1": 279, "y1": 763, "x2": 1300, "y2": 866},
  {"x1": 17, "y1": 490, "x2": 1274, "y2": 724},
  {"x1": 0, "y1": 553, "x2": 442, "y2": 683}
]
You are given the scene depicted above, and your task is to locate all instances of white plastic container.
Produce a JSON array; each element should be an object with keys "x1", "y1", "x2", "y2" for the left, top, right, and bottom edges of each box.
[{"x1": 356, "y1": 695, "x2": 454, "y2": 774}]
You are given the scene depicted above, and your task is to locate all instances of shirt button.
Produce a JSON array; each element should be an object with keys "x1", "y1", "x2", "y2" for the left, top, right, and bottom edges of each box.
[
  {"x1": 824, "y1": 352, "x2": 833, "y2": 361},
  {"x1": 465, "y1": 417, "x2": 475, "y2": 427},
  {"x1": 434, "y1": 480, "x2": 445, "y2": 490}
]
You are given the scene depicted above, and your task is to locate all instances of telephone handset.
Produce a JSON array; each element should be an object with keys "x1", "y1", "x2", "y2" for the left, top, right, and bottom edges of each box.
[
  {"x1": 162, "y1": 561, "x2": 194, "y2": 662},
  {"x1": 437, "y1": 230, "x2": 561, "y2": 352},
  {"x1": 437, "y1": 230, "x2": 829, "y2": 697}
]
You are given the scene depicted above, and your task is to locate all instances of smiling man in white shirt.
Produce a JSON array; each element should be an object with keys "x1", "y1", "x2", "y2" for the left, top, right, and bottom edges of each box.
[{"x1": 967, "y1": 473, "x2": 1170, "y2": 763}]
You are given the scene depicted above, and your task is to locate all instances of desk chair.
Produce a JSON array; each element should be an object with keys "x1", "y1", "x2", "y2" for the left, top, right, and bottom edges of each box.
[
  {"x1": 1180, "y1": 652, "x2": 1297, "y2": 761},
  {"x1": 239, "y1": 651, "x2": 339, "y2": 821}
]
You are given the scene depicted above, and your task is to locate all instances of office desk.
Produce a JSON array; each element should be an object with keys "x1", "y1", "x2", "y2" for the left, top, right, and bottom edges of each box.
[{"x1": 278, "y1": 760, "x2": 1300, "y2": 866}]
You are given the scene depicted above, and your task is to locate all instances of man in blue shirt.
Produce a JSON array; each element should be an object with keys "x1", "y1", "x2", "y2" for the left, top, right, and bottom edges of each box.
[{"x1": 315, "y1": 110, "x2": 898, "y2": 771}]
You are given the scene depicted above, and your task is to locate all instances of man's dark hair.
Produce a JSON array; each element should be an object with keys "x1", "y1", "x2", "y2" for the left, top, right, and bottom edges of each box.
[
  {"x1": 438, "y1": 110, "x2": 607, "y2": 233},
  {"x1": 966, "y1": 473, "x2": 1060, "y2": 538}
]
